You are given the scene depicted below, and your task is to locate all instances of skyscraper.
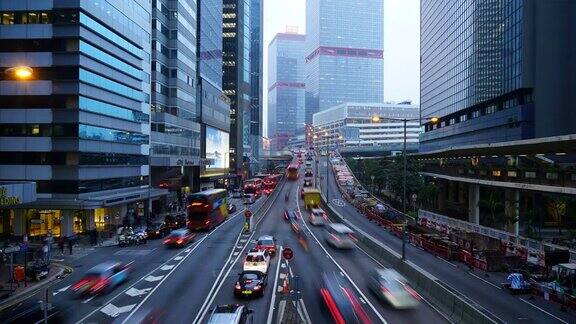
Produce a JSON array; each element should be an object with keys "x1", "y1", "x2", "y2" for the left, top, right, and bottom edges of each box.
[
  {"x1": 249, "y1": 0, "x2": 263, "y2": 165},
  {"x1": 197, "y1": 0, "x2": 232, "y2": 190},
  {"x1": 305, "y1": 0, "x2": 384, "y2": 123},
  {"x1": 150, "y1": 0, "x2": 201, "y2": 193},
  {"x1": 420, "y1": 0, "x2": 576, "y2": 152},
  {"x1": 0, "y1": 1, "x2": 156, "y2": 236},
  {"x1": 267, "y1": 32, "x2": 306, "y2": 150},
  {"x1": 223, "y1": 0, "x2": 251, "y2": 180}
]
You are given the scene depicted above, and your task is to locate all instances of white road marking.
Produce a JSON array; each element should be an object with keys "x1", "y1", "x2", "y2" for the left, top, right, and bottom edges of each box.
[
  {"x1": 81, "y1": 296, "x2": 95, "y2": 304},
  {"x1": 184, "y1": 248, "x2": 191, "y2": 253},
  {"x1": 279, "y1": 273, "x2": 286, "y2": 279},
  {"x1": 233, "y1": 252, "x2": 239, "y2": 256},
  {"x1": 239, "y1": 239, "x2": 247, "y2": 243},
  {"x1": 296, "y1": 189, "x2": 389, "y2": 324},
  {"x1": 468, "y1": 272, "x2": 502, "y2": 290},
  {"x1": 100, "y1": 303, "x2": 136, "y2": 318},
  {"x1": 339, "y1": 271, "x2": 345, "y2": 277},
  {"x1": 160, "y1": 265, "x2": 175, "y2": 271},
  {"x1": 267, "y1": 246, "x2": 284, "y2": 324},
  {"x1": 519, "y1": 298, "x2": 569, "y2": 324},
  {"x1": 435, "y1": 255, "x2": 458, "y2": 268},
  {"x1": 298, "y1": 299, "x2": 312, "y2": 324},
  {"x1": 173, "y1": 256, "x2": 183, "y2": 261},
  {"x1": 144, "y1": 275, "x2": 163, "y2": 282},
  {"x1": 125, "y1": 287, "x2": 152, "y2": 297},
  {"x1": 281, "y1": 263, "x2": 286, "y2": 268},
  {"x1": 52, "y1": 285, "x2": 71, "y2": 296},
  {"x1": 359, "y1": 297, "x2": 366, "y2": 304}
]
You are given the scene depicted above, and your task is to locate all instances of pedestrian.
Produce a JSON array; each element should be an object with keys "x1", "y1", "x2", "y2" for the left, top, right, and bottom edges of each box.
[
  {"x1": 68, "y1": 237, "x2": 73, "y2": 255},
  {"x1": 58, "y1": 236, "x2": 64, "y2": 254},
  {"x1": 42, "y1": 241, "x2": 49, "y2": 263}
]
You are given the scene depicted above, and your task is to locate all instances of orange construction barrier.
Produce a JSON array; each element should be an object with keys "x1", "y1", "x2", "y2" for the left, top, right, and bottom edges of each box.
[{"x1": 14, "y1": 265, "x2": 25, "y2": 282}]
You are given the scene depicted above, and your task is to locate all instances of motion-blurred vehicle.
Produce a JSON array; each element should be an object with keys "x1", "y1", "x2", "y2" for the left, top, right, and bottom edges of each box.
[
  {"x1": 287, "y1": 163, "x2": 300, "y2": 181},
  {"x1": 72, "y1": 261, "x2": 131, "y2": 296},
  {"x1": 283, "y1": 209, "x2": 300, "y2": 222},
  {"x1": 243, "y1": 250, "x2": 270, "y2": 274},
  {"x1": 310, "y1": 208, "x2": 329, "y2": 226},
  {"x1": 187, "y1": 189, "x2": 229, "y2": 231},
  {"x1": 303, "y1": 177, "x2": 313, "y2": 187},
  {"x1": 325, "y1": 223, "x2": 356, "y2": 249},
  {"x1": 234, "y1": 270, "x2": 268, "y2": 298},
  {"x1": 207, "y1": 304, "x2": 253, "y2": 324},
  {"x1": 164, "y1": 214, "x2": 184, "y2": 230},
  {"x1": 255, "y1": 235, "x2": 277, "y2": 256},
  {"x1": 369, "y1": 268, "x2": 420, "y2": 309},
  {"x1": 303, "y1": 188, "x2": 322, "y2": 210},
  {"x1": 163, "y1": 229, "x2": 195, "y2": 247},
  {"x1": 320, "y1": 271, "x2": 371, "y2": 324},
  {"x1": 228, "y1": 203, "x2": 237, "y2": 214},
  {"x1": 243, "y1": 194, "x2": 256, "y2": 204},
  {"x1": 146, "y1": 221, "x2": 169, "y2": 239}
]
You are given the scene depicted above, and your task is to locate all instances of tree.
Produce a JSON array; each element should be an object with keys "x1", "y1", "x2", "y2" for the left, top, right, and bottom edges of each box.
[
  {"x1": 478, "y1": 191, "x2": 508, "y2": 229},
  {"x1": 544, "y1": 194, "x2": 575, "y2": 236}
]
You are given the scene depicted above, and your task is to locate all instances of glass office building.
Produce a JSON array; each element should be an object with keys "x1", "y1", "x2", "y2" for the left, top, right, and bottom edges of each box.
[
  {"x1": 305, "y1": 0, "x2": 384, "y2": 124},
  {"x1": 249, "y1": 0, "x2": 263, "y2": 165},
  {"x1": 150, "y1": 0, "x2": 201, "y2": 193},
  {"x1": 267, "y1": 33, "x2": 306, "y2": 150},
  {"x1": 223, "y1": 0, "x2": 251, "y2": 178},
  {"x1": 0, "y1": 1, "x2": 158, "y2": 237},
  {"x1": 420, "y1": 0, "x2": 576, "y2": 152}
]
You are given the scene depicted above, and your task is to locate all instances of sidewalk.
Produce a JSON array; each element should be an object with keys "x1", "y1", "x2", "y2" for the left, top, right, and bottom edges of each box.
[
  {"x1": 0, "y1": 263, "x2": 69, "y2": 312},
  {"x1": 50, "y1": 236, "x2": 118, "y2": 263}
]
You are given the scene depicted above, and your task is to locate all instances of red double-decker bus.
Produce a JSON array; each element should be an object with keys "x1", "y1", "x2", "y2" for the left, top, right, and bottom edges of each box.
[
  {"x1": 243, "y1": 178, "x2": 262, "y2": 196},
  {"x1": 262, "y1": 174, "x2": 282, "y2": 194},
  {"x1": 186, "y1": 189, "x2": 228, "y2": 231},
  {"x1": 287, "y1": 163, "x2": 299, "y2": 181}
]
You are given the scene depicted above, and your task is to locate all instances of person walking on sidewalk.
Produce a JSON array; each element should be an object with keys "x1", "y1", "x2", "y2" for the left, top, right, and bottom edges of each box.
[{"x1": 58, "y1": 236, "x2": 65, "y2": 254}]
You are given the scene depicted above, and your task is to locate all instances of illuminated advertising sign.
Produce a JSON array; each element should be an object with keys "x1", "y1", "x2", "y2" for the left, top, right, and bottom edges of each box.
[{"x1": 206, "y1": 126, "x2": 229, "y2": 169}]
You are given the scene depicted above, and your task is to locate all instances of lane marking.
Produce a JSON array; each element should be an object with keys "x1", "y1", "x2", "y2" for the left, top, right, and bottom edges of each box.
[
  {"x1": 296, "y1": 187, "x2": 388, "y2": 324},
  {"x1": 519, "y1": 298, "x2": 569, "y2": 324},
  {"x1": 100, "y1": 303, "x2": 136, "y2": 318},
  {"x1": 52, "y1": 285, "x2": 71, "y2": 296},
  {"x1": 160, "y1": 265, "x2": 175, "y2": 271},
  {"x1": 435, "y1": 255, "x2": 458, "y2": 268},
  {"x1": 468, "y1": 272, "x2": 502, "y2": 290},
  {"x1": 125, "y1": 287, "x2": 152, "y2": 297},
  {"x1": 76, "y1": 211, "x2": 242, "y2": 324},
  {"x1": 81, "y1": 296, "x2": 95, "y2": 304},
  {"x1": 267, "y1": 246, "x2": 284, "y2": 324},
  {"x1": 299, "y1": 298, "x2": 312, "y2": 324},
  {"x1": 233, "y1": 252, "x2": 239, "y2": 256},
  {"x1": 173, "y1": 256, "x2": 183, "y2": 261},
  {"x1": 144, "y1": 275, "x2": 163, "y2": 282}
]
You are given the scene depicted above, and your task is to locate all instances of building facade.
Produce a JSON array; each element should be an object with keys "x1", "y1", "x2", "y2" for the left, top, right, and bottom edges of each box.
[
  {"x1": 197, "y1": 0, "x2": 232, "y2": 190},
  {"x1": 312, "y1": 102, "x2": 419, "y2": 149},
  {"x1": 223, "y1": 0, "x2": 251, "y2": 180},
  {"x1": 305, "y1": 0, "x2": 384, "y2": 124},
  {"x1": 0, "y1": 1, "x2": 161, "y2": 238},
  {"x1": 267, "y1": 32, "x2": 306, "y2": 150},
  {"x1": 248, "y1": 0, "x2": 263, "y2": 171},
  {"x1": 150, "y1": 0, "x2": 201, "y2": 196},
  {"x1": 420, "y1": 0, "x2": 576, "y2": 152}
]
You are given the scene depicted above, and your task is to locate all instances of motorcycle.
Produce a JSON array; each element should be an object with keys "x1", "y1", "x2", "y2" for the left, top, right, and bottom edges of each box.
[
  {"x1": 134, "y1": 229, "x2": 148, "y2": 245},
  {"x1": 118, "y1": 228, "x2": 138, "y2": 247},
  {"x1": 28, "y1": 259, "x2": 49, "y2": 281}
]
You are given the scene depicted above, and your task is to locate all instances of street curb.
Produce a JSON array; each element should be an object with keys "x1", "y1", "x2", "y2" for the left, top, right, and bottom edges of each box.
[{"x1": 0, "y1": 263, "x2": 71, "y2": 313}]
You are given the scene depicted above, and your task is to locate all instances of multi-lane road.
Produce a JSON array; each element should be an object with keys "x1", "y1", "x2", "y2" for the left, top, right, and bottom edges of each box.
[
  {"x1": 0, "y1": 162, "x2": 451, "y2": 323},
  {"x1": 318, "y1": 154, "x2": 576, "y2": 324}
]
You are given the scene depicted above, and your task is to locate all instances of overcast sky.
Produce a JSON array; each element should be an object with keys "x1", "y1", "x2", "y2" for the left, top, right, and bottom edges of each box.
[{"x1": 262, "y1": 0, "x2": 420, "y2": 136}]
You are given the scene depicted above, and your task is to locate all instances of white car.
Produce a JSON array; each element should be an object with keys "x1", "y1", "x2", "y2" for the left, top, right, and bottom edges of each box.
[
  {"x1": 325, "y1": 223, "x2": 355, "y2": 249},
  {"x1": 369, "y1": 268, "x2": 420, "y2": 309},
  {"x1": 309, "y1": 208, "x2": 328, "y2": 226},
  {"x1": 243, "y1": 194, "x2": 256, "y2": 204},
  {"x1": 243, "y1": 250, "x2": 270, "y2": 274}
]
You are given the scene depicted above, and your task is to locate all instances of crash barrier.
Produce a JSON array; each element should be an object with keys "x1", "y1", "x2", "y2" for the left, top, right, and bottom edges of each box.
[
  {"x1": 528, "y1": 281, "x2": 576, "y2": 310},
  {"x1": 320, "y1": 197, "x2": 497, "y2": 324}
]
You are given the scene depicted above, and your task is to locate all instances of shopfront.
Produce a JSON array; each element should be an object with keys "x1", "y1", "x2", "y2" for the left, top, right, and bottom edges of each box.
[{"x1": 0, "y1": 182, "x2": 37, "y2": 238}]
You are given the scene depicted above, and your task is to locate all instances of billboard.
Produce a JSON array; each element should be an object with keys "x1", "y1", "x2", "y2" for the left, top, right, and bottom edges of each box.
[{"x1": 206, "y1": 126, "x2": 229, "y2": 169}]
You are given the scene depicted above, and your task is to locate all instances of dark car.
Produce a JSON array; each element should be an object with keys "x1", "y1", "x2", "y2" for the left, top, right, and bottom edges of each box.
[
  {"x1": 319, "y1": 272, "x2": 370, "y2": 324},
  {"x1": 228, "y1": 203, "x2": 237, "y2": 214},
  {"x1": 146, "y1": 221, "x2": 169, "y2": 239},
  {"x1": 303, "y1": 177, "x2": 313, "y2": 187},
  {"x1": 304, "y1": 169, "x2": 313, "y2": 177},
  {"x1": 255, "y1": 235, "x2": 277, "y2": 257},
  {"x1": 234, "y1": 270, "x2": 268, "y2": 298},
  {"x1": 283, "y1": 209, "x2": 300, "y2": 222},
  {"x1": 163, "y1": 229, "x2": 195, "y2": 247}
]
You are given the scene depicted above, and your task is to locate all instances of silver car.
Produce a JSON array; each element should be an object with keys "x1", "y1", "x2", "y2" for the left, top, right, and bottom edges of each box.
[
  {"x1": 324, "y1": 223, "x2": 355, "y2": 249},
  {"x1": 207, "y1": 304, "x2": 253, "y2": 324},
  {"x1": 368, "y1": 268, "x2": 420, "y2": 309}
]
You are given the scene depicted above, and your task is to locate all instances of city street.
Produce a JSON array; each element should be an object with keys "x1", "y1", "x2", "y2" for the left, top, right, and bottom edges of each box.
[{"x1": 318, "y1": 155, "x2": 575, "y2": 324}]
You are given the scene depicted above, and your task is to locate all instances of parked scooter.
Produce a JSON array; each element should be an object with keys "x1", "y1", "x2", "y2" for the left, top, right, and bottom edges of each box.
[
  {"x1": 134, "y1": 229, "x2": 148, "y2": 245},
  {"x1": 28, "y1": 259, "x2": 49, "y2": 281}
]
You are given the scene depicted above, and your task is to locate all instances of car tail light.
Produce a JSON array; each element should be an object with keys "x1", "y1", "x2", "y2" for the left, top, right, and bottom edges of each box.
[
  {"x1": 73, "y1": 279, "x2": 89, "y2": 290},
  {"x1": 320, "y1": 288, "x2": 345, "y2": 324},
  {"x1": 90, "y1": 278, "x2": 110, "y2": 293},
  {"x1": 405, "y1": 285, "x2": 421, "y2": 301},
  {"x1": 235, "y1": 283, "x2": 241, "y2": 290},
  {"x1": 348, "y1": 233, "x2": 358, "y2": 242},
  {"x1": 163, "y1": 238, "x2": 171, "y2": 244},
  {"x1": 177, "y1": 239, "x2": 184, "y2": 244},
  {"x1": 330, "y1": 233, "x2": 341, "y2": 242},
  {"x1": 254, "y1": 284, "x2": 261, "y2": 290},
  {"x1": 205, "y1": 220, "x2": 210, "y2": 225},
  {"x1": 343, "y1": 288, "x2": 372, "y2": 324}
]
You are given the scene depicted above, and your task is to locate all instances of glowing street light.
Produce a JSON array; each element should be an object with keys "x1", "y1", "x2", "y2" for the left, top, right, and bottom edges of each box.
[
  {"x1": 371, "y1": 115, "x2": 381, "y2": 123},
  {"x1": 6, "y1": 66, "x2": 33, "y2": 80}
]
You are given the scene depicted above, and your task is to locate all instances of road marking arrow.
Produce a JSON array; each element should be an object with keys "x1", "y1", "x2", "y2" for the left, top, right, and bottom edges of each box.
[
  {"x1": 144, "y1": 275, "x2": 164, "y2": 282},
  {"x1": 100, "y1": 303, "x2": 136, "y2": 317},
  {"x1": 52, "y1": 285, "x2": 71, "y2": 296},
  {"x1": 174, "y1": 256, "x2": 183, "y2": 261},
  {"x1": 160, "y1": 264, "x2": 175, "y2": 271},
  {"x1": 125, "y1": 287, "x2": 152, "y2": 297}
]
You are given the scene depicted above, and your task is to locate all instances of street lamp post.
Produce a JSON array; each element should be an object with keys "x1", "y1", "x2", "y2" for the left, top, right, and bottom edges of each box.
[{"x1": 371, "y1": 115, "x2": 438, "y2": 261}]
